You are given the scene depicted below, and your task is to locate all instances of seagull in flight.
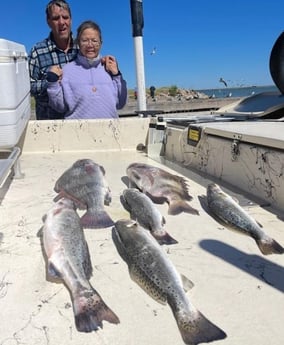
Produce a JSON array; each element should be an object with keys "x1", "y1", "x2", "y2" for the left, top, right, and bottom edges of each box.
[
  {"x1": 150, "y1": 46, "x2": 156, "y2": 55},
  {"x1": 219, "y1": 77, "x2": 228, "y2": 87}
]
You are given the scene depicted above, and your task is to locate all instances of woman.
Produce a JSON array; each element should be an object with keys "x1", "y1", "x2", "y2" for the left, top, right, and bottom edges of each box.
[{"x1": 47, "y1": 20, "x2": 127, "y2": 119}]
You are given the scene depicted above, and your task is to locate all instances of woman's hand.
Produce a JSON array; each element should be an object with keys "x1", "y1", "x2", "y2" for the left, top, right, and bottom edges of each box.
[
  {"x1": 101, "y1": 55, "x2": 120, "y2": 76},
  {"x1": 49, "y1": 65, "x2": 63, "y2": 80}
]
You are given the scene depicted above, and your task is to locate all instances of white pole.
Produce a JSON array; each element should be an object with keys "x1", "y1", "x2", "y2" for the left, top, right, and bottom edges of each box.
[
  {"x1": 133, "y1": 36, "x2": 147, "y2": 111},
  {"x1": 130, "y1": 0, "x2": 147, "y2": 113}
]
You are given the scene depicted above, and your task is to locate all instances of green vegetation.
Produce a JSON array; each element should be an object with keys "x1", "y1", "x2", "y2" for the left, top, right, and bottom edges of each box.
[{"x1": 168, "y1": 85, "x2": 178, "y2": 97}]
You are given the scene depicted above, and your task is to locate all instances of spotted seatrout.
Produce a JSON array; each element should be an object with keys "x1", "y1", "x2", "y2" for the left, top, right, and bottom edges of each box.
[
  {"x1": 207, "y1": 183, "x2": 284, "y2": 255},
  {"x1": 42, "y1": 198, "x2": 120, "y2": 332},
  {"x1": 54, "y1": 159, "x2": 113, "y2": 229},
  {"x1": 126, "y1": 162, "x2": 199, "y2": 216},
  {"x1": 120, "y1": 188, "x2": 178, "y2": 245},
  {"x1": 112, "y1": 219, "x2": 226, "y2": 345}
]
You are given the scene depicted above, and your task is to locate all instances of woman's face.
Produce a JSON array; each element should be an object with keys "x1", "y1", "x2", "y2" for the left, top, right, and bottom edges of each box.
[{"x1": 79, "y1": 28, "x2": 101, "y2": 59}]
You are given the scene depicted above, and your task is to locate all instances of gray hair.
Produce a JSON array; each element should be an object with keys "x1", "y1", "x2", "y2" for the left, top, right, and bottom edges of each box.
[{"x1": 46, "y1": 0, "x2": 71, "y2": 19}]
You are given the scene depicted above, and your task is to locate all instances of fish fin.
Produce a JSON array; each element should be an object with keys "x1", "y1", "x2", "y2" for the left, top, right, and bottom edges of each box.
[
  {"x1": 154, "y1": 231, "x2": 178, "y2": 245},
  {"x1": 53, "y1": 193, "x2": 62, "y2": 202},
  {"x1": 80, "y1": 210, "x2": 114, "y2": 229},
  {"x1": 180, "y1": 274, "x2": 194, "y2": 291},
  {"x1": 104, "y1": 188, "x2": 112, "y2": 206},
  {"x1": 47, "y1": 261, "x2": 62, "y2": 279},
  {"x1": 173, "y1": 308, "x2": 227, "y2": 345},
  {"x1": 128, "y1": 180, "x2": 137, "y2": 188},
  {"x1": 162, "y1": 216, "x2": 166, "y2": 226},
  {"x1": 232, "y1": 196, "x2": 240, "y2": 204},
  {"x1": 168, "y1": 201, "x2": 199, "y2": 216},
  {"x1": 73, "y1": 286, "x2": 120, "y2": 332},
  {"x1": 177, "y1": 177, "x2": 193, "y2": 202},
  {"x1": 256, "y1": 237, "x2": 284, "y2": 255}
]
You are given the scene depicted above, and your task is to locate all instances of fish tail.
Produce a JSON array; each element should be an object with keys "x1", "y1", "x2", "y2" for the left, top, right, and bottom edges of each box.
[
  {"x1": 174, "y1": 309, "x2": 226, "y2": 345},
  {"x1": 168, "y1": 200, "x2": 199, "y2": 216},
  {"x1": 256, "y1": 237, "x2": 284, "y2": 255},
  {"x1": 73, "y1": 287, "x2": 120, "y2": 332},
  {"x1": 154, "y1": 231, "x2": 178, "y2": 245},
  {"x1": 80, "y1": 209, "x2": 114, "y2": 229}
]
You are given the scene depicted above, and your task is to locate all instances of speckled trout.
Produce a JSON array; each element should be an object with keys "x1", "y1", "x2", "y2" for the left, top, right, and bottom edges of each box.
[
  {"x1": 112, "y1": 219, "x2": 226, "y2": 345},
  {"x1": 207, "y1": 183, "x2": 284, "y2": 255},
  {"x1": 42, "y1": 198, "x2": 120, "y2": 332},
  {"x1": 127, "y1": 162, "x2": 199, "y2": 216},
  {"x1": 54, "y1": 159, "x2": 113, "y2": 229},
  {"x1": 120, "y1": 188, "x2": 178, "y2": 245}
]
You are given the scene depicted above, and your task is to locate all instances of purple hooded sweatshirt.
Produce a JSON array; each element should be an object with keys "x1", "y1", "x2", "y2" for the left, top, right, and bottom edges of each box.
[{"x1": 47, "y1": 53, "x2": 127, "y2": 119}]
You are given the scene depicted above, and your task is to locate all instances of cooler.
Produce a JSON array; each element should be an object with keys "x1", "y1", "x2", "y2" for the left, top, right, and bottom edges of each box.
[{"x1": 0, "y1": 38, "x2": 31, "y2": 149}]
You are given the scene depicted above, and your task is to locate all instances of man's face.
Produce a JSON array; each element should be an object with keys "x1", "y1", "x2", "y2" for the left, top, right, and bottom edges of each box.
[{"x1": 47, "y1": 4, "x2": 71, "y2": 41}]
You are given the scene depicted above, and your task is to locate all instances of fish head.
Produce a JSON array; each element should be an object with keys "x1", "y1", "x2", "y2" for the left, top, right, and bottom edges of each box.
[
  {"x1": 126, "y1": 163, "x2": 153, "y2": 191},
  {"x1": 207, "y1": 183, "x2": 222, "y2": 200},
  {"x1": 113, "y1": 219, "x2": 139, "y2": 245},
  {"x1": 122, "y1": 188, "x2": 141, "y2": 200},
  {"x1": 120, "y1": 188, "x2": 141, "y2": 212},
  {"x1": 71, "y1": 159, "x2": 105, "y2": 178},
  {"x1": 112, "y1": 219, "x2": 140, "y2": 261},
  {"x1": 72, "y1": 158, "x2": 96, "y2": 168}
]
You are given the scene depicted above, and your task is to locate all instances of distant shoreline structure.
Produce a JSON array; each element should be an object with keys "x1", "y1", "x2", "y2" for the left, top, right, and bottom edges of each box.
[{"x1": 127, "y1": 84, "x2": 279, "y2": 101}]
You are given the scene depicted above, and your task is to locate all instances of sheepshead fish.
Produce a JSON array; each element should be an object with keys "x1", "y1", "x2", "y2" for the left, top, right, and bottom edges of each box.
[
  {"x1": 54, "y1": 159, "x2": 113, "y2": 229},
  {"x1": 120, "y1": 188, "x2": 178, "y2": 245},
  {"x1": 126, "y1": 162, "x2": 199, "y2": 216},
  {"x1": 207, "y1": 183, "x2": 284, "y2": 255},
  {"x1": 112, "y1": 219, "x2": 226, "y2": 345},
  {"x1": 42, "y1": 198, "x2": 120, "y2": 332}
]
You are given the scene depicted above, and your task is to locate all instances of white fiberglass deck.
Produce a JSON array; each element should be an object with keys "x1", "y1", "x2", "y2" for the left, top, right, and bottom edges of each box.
[{"x1": 0, "y1": 119, "x2": 283, "y2": 345}]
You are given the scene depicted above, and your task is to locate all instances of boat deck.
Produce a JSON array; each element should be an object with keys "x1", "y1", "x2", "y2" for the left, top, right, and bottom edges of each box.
[{"x1": 0, "y1": 119, "x2": 284, "y2": 345}]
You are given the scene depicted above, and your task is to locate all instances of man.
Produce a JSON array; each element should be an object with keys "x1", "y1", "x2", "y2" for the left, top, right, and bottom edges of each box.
[
  {"x1": 150, "y1": 85, "x2": 156, "y2": 101},
  {"x1": 28, "y1": 0, "x2": 78, "y2": 120}
]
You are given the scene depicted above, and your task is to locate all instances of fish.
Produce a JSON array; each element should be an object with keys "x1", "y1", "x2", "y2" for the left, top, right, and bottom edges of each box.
[
  {"x1": 54, "y1": 159, "x2": 113, "y2": 229},
  {"x1": 42, "y1": 198, "x2": 120, "y2": 332},
  {"x1": 126, "y1": 162, "x2": 199, "y2": 216},
  {"x1": 112, "y1": 219, "x2": 226, "y2": 345},
  {"x1": 206, "y1": 183, "x2": 284, "y2": 255},
  {"x1": 120, "y1": 188, "x2": 178, "y2": 245}
]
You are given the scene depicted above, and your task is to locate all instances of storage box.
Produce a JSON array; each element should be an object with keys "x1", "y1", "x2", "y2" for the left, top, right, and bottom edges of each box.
[{"x1": 0, "y1": 38, "x2": 31, "y2": 149}]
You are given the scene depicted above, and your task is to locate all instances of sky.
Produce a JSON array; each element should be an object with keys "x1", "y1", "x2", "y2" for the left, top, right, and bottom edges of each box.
[{"x1": 0, "y1": 0, "x2": 283, "y2": 90}]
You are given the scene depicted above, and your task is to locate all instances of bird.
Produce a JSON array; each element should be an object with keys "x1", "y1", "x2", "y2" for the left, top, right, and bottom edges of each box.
[
  {"x1": 150, "y1": 46, "x2": 156, "y2": 55},
  {"x1": 219, "y1": 77, "x2": 228, "y2": 87}
]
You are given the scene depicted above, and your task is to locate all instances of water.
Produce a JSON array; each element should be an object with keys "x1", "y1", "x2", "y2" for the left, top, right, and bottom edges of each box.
[{"x1": 199, "y1": 84, "x2": 279, "y2": 99}]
